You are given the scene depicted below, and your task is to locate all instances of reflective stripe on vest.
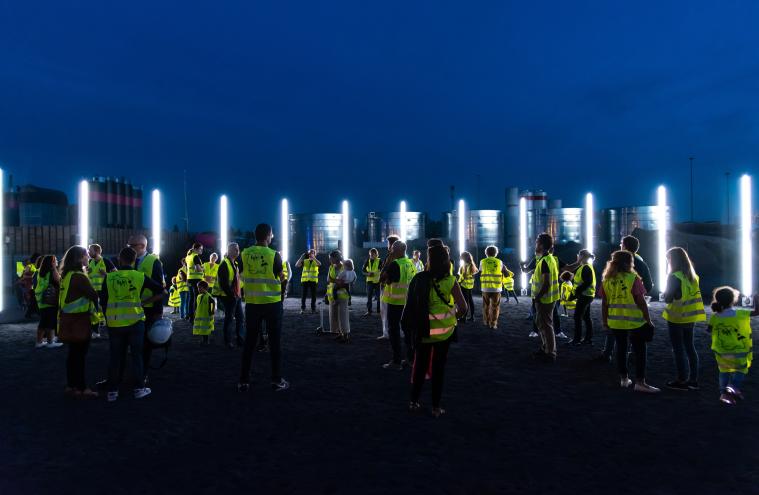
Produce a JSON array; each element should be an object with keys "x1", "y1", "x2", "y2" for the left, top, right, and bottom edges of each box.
[
  {"x1": 327, "y1": 264, "x2": 350, "y2": 303},
  {"x1": 169, "y1": 286, "x2": 181, "y2": 307},
  {"x1": 381, "y1": 258, "x2": 416, "y2": 305},
  {"x1": 104, "y1": 270, "x2": 146, "y2": 327},
  {"x1": 531, "y1": 255, "x2": 560, "y2": 303},
  {"x1": 560, "y1": 282, "x2": 576, "y2": 309},
  {"x1": 203, "y1": 262, "x2": 219, "y2": 287},
  {"x1": 709, "y1": 309, "x2": 753, "y2": 372},
  {"x1": 503, "y1": 276, "x2": 514, "y2": 291},
  {"x1": 480, "y1": 257, "x2": 503, "y2": 293},
  {"x1": 87, "y1": 258, "x2": 106, "y2": 291},
  {"x1": 193, "y1": 293, "x2": 215, "y2": 335},
  {"x1": 459, "y1": 265, "x2": 474, "y2": 290},
  {"x1": 59, "y1": 272, "x2": 93, "y2": 314},
  {"x1": 301, "y1": 259, "x2": 319, "y2": 283},
  {"x1": 572, "y1": 263, "x2": 596, "y2": 297},
  {"x1": 662, "y1": 272, "x2": 706, "y2": 323},
  {"x1": 426, "y1": 275, "x2": 457, "y2": 342},
  {"x1": 241, "y1": 246, "x2": 282, "y2": 304},
  {"x1": 602, "y1": 272, "x2": 645, "y2": 330},
  {"x1": 365, "y1": 258, "x2": 380, "y2": 284}
]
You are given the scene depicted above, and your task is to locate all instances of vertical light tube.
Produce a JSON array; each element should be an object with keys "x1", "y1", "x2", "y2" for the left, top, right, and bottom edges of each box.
[
  {"x1": 585, "y1": 193, "x2": 594, "y2": 256},
  {"x1": 519, "y1": 197, "x2": 527, "y2": 292},
  {"x1": 657, "y1": 185, "x2": 668, "y2": 298},
  {"x1": 0, "y1": 168, "x2": 4, "y2": 313},
  {"x1": 281, "y1": 198, "x2": 289, "y2": 265},
  {"x1": 151, "y1": 189, "x2": 161, "y2": 257},
  {"x1": 740, "y1": 174, "x2": 753, "y2": 298},
  {"x1": 342, "y1": 200, "x2": 350, "y2": 260},
  {"x1": 78, "y1": 180, "x2": 89, "y2": 248},
  {"x1": 220, "y1": 195, "x2": 228, "y2": 255},
  {"x1": 399, "y1": 200, "x2": 407, "y2": 242}
]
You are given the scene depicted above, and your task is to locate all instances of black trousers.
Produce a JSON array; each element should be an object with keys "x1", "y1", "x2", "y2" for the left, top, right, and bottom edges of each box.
[
  {"x1": 240, "y1": 301, "x2": 283, "y2": 383},
  {"x1": 220, "y1": 296, "x2": 244, "y2": 344},
  {"x1": 300, "y1": 281, "x2": 317, "y2": 311},
  {"x1": 388, "y1": 304, "x2": 412, "y2": 364},
  {"x1": 187, "y1": 280, "x2": 199, "y2": 319},
  {"x1": 461, "y1": 287, "x2": 475, "y2": 319},
  {"x1": 573, "y1": 295, "x2": 594, "y2": 341},
  {"x1": 613, "y1": 328, "x2": 647, "y2": 380},
  {"x1": 504, "y1": 290, "x2": 519, "y2": 303},
  {"x1": 366, "y1": 282, "x2": 380, "y2": 313},
  {"x1": 410, "y1": 338, "x2": 451, "y2": 408},
  {"x1": 66, "y1": 339, "x2": 91, "y2": 390}
]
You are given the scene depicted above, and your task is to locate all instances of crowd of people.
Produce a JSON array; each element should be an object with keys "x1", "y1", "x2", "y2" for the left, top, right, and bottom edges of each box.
[{"x1": 17, "y1": 224, "x2": 756, "y2": 411}]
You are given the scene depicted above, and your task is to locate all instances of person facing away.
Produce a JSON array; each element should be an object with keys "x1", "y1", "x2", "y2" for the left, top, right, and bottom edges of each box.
[
  {"x1": 707, "y1": 288, "x2": 757, "y2": 405},
  {"x1": 559, "y1": 271, "x2": 576, "y2": 316},
  {"x1": 184, "y1": 242, "x2": 204, "y2": 320},
  {"x1": 380, "y1": 240, "x2": 417, "y2": 370},
  {"x1": 216, "y1": 242, "x2": 245, "y2": 348},
  {"x1": 362, "y1": 248, "x2": 381, "y2": 316},
  {"x1": 35, "y1": 254, "x2": 63, "y2": 349},
  {"x1": 86, "y1": 243, "x2": 116, "y2": 338},
  {"x1": 296, "y1": 249, "x2": 321, "y2": 314},
  {"x1": 457, "y1": 251, "x2": 477, "y2": 322},
  {"x1": 377, "y1": 235, "x2": 400, "y2": 341},
  {"x1": 566, "y1": 249, "x2": 596, "y2": 346},
  {"x1": 479, "y1": 245, "x2": 509, "y2": 329},
  {"x1": 530, "y1": 233, "x2": 560, "y2": 361},
  {"x1": 193, "y1": 280, "x2": 215, "y2": 344},
  {"x1": 502, "y1": 265, "x2": 519, "y2": 303},
  {"x1": 621, "y1": 235, "x2": 653, "y2": 294}
]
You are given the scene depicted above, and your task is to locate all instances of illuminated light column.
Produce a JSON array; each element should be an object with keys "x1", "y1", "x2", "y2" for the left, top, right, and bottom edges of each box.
[
  {"x1": 585, "y1": 193, "x2": 594, "y2": 257},
  {"x1": 219, "y1": 195, "x2": 228, "y2": 255},
  {"x1": 342, "y1": 200, "x2": 350, "y2": 260},
  {"x1": 519, "y1": 197, "x2": 527, "y2": 294},
  {"x1": 0, "y1": 168, "x2": 4, "y2": 313},
  {"x1": 457, "y1": 199, "x2": 466, "y2": 260},
  {"x1": 281, "y1": 198, "x2": 289, "y2": 265},
  {"x1": 740, "y1": 174, "x2": 753, "y2": 301},
  {"x1": 657, "y1": 185, "x2": 668, "y2": 300},
  {"x1": 151, "y1": 189, "x2": 161, "y2": 257},
  {"x1": 78, "y1": 180, "x2": 89, "y2": 248},
  {"x1": 399, "y1": 200, "x2": 407, "y2": 242}
]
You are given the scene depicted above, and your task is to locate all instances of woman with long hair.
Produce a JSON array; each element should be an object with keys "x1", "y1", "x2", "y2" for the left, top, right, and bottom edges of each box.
[
  {"x1": 59, "y1": 246, "x2": 100, "y2": 398},
  {"x1": 662, "y1": 247, "x2": 706, "y2": 391},
  {"x1": 458, "y1": 251, "x2": 478, "y2": 322},
  {"x1": 403, "y1": 244, "x2": 467, "y2": 417},
  {"x1": 600, "y1": 250, "x2": 659, "y2": 393},
  {"x1": 34, "y1": 255, "x2": 62, "y2": 348}
]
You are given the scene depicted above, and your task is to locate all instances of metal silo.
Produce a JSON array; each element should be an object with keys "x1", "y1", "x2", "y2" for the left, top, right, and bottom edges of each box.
[
  {"x1": 291, "y1": 213, "x2": 343, "y2": 254},
  {"x1": 366, "y1": 212, "x2": 384, "y2": 244},
  {"x1": 132, "y1": 186, "x2": 143, "y2": 229},
  {"x1": 384, "y1": 211, "x2": 425, "y2": 241},
  {"x1": 106, "y1": 178, "x2": 116, "y2": 227},
  {"x1": 547, "y1": 208, "x2": 582, "y2": 245},
  {"x1": 114, "y1": 178, "x2": 124, "y2": 227},
  {"x1": 123, "y1": 180, "x2": 133, "y2": 228},
  {"x1": 505, "y1": 187, "x2": 519, "y2": 250}
]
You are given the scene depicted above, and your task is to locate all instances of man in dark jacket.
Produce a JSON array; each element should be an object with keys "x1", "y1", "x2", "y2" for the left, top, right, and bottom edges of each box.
[{"x1": 217, "y1": 242, "x2": 244, "y2": 348}]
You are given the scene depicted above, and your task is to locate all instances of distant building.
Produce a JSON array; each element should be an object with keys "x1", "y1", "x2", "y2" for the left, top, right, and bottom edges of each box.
[{"x1": 5, "y1": 185, "x2": 69, "y2": 226}]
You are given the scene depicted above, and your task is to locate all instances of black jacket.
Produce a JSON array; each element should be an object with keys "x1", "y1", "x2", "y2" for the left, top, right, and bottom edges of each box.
[{"x1": 401, "y1": 272, "x2": 432, "y2": 344}]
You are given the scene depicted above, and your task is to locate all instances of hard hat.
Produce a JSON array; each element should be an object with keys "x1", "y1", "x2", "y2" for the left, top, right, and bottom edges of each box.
[{"x1": 148, "y1": 318, "x2": 173, "y2": 345}]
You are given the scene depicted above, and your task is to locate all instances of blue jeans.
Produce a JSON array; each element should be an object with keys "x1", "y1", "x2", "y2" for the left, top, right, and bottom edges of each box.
[
  {"x1": 719, "y1": 371, "x2": 746, "y2": 392},
  {"x1": 179, "y1": 291, "x2": 189, "y2": 319},
  {"x1": 107, "y1": 321, "x2": 146, "y2": 392},
  {"x1": 220, "y1": 296, "x2": 245, "y2": 344},
  {"x1": 668, "y1": 322, "x2": 699, "y2": 382}
]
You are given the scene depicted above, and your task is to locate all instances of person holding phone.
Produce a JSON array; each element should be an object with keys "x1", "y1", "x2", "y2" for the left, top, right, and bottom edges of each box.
[{"x1": 296, "y1": 249, "x2": 321, "y2": 314}]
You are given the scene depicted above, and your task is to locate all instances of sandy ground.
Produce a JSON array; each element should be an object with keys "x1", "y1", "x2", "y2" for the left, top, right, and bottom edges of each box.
[{"x1": 0, "y1": 296, "x2": 757, "y2": 495}]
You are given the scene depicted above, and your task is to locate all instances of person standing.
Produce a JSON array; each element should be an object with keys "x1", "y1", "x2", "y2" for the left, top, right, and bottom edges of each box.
[
  {"x1": 404, "y1": 244, "x2": 467, "y2": 417},
  {"x1": 203, "y1": 252, "x2": 220, "y2": 295},
  {"x1": 34, "y1": 255, "x2": 63, "y2": 349},
  {"x1": 216, "y1": 242, "x2": 244, "y2": 348},
  {"x1": 531, "y1": 234, "x2": 560, "y2": 361},
  {"x1": 101, "y1": 247, "x2": 164, "y2": 402},
  {"x1": 280, "y1": 253, "x2": 291, "y2": 300},
  {"x1": 567, "y1": 249, "x2": 596, "y2": 345},
  {"x1": 362, "y1": 248, "x2": 381, "y2": 316},
  {"x1": 59, "y1": 246, "x2": 100, "y2": 398},
  {"x1": 328, "y1": 252, "x2": 355, "y2": 342},
  {"x1": 378, "y1": 235, "x2": 400, "y2": 340},
  {"x1": 381, "y1": 240, "x2": 417, "y2": 370},
  {"x1": 193, "y1": 281, "x2": 215, "y2": 344},
  {"x1": 458, "y1": 251, "x2": 477, "y2": 322},
  {"x1": 662, "y1": 247, "x2": 706, "y2": 390},
  {"x1": 185, "y1": 243, "x2": 204, "y2": 320},
  {"x1": 600, "y1": 250, "x2": 659, "y2": 393},
  {"x1": 238, "y1": 224, "x2": 290, "y2": 392},
  {"x1": 177, "y1": 262, "x2": 189, "y2": 319},
  {"x1": 411, "y1": 250, "x2": 424, "y2": 273},
  {"x1": 86, "y1": 244, "x2": 116, "y2": 338},
  {"x1": 296, "y1": 249, "x2": 320, "y2": 314},
  {"x1": 503, "y1": 266, "x2": 519, "y2": 303},
  {"x1": 479, "y1": 246, "x2": 508, "y2": 329}
]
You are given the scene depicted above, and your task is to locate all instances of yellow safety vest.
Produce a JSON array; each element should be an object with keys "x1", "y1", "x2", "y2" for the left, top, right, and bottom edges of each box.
[
  {"x1": 327, "y1": 264, "x2": 350, "y2": 303},
  {"x1": 709, "y1": 309, "x2": 753, "y2": 373},
  {"x1": 458, "y1": 265, "x2": 475, "y2": 290},
  {"x1": 168, "y1": 285, "x2": 181, "y2": 307},
  {"x1": 87, "y1": 258, "x2": 107, "y2": 292},
  {"x1": 662, "y1": 272, "x2": 706, "y2": 324},
  {"x1": 104, "y1": 270, "x2": 146, "y2": 328},
  {"x1": 365, "y1": 258, "x2": 380, "y2": 284},
  {"x1": 59, "y1": 272, "x2": 93, "y2": 314},
  {"x1": 212, "y1": 257, "x2": 236, "y2": 296},
  {"x1": 480, "y1": 257, "x2": 503, "y2": 293},
  {"x1": 177, "y1": 269, "x2": 188, "y2": 292},
  {"x1": 426, "y1": 275, "x2": 457, "y2": 343},
  {"x1": 603, "y1": 272, "x2": 645, "y2": 330},
  {"x1": 301, "y1": 259, "x2": 319, "y2": 283},
  {"x1": 138, "y1": 253, "x2": 161, "y2": 309},
  {"x1": 35, "y1": 272, "x2": 54, "y2": 309},
  {"x1": 560, "y1": 282, "x2": 576, "y2": 310},
  {"x1": 203, "y1": 262, "x2": 219, "y2": 288},
  {"x1": 241, "y1": 245, "x2": 282, "y2": 304},
  {"x1": 381, "y1": 257, "x2": 416, "y2": 306},
  {"x1": 282, "y1": 261, "x2": 290, "y2": 281},
  {"x1": 193, "y1": 292, "x2": 215, "y2": 335},
  {"x1": 185, "y1": 253, "x2": 203, "y2": 280},
  {"x1": 412, "y1": 259, "x2": 424, "y2": 273},
  {"x1": 503, "y1": 269, "x2": 515, "y2": 291},
  {"x1": 572, "y1": 263, "x2": 596, "y2": 298},
  {"x1": 531, "y1": 255, "x2": 559, "y2": 304},
  {"x1": 16, "y1": 262, "x2": 24, "y2": 278}
]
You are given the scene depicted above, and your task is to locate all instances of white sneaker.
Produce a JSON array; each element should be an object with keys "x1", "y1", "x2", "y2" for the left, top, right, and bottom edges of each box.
[
  {"x1": 35, "y1": 341, "x2": 48, "y2": 348},
  {"x1": 556, "y1": 332, "x2": 569, "y2": 339},
  {"x1": 107, "y1": 391, "x2": 119, "y2": 402},
  {"x1": 620, "y1": 377, "x2": 633, "y2": 388},
  {"x1": 133, "y1": 387, "x2": 152, "y2": 399},
  {"x1": 634, "y1": 383, "x2": 660, "y2": 394},
  {"x1": 91, "y1": 332, "x2": 101, "y2": 339},
  {"x1": 47, "y1": 341, "x2": 63, "y2": 348},
  {"x1": 528, "y1": 331, "x2": 539, "y2": 338}
]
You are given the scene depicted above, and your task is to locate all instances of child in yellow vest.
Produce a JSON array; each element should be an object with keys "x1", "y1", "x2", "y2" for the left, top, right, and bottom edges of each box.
[
  {"x1": 559, "y1": 271, "x2": 576, "y2": 316},
  {"x1": 193, "y1": 281, "x2": 215, "y2": 344},
  {"x1": 168, "y1": 277, "x2": 181, "y2": 314},
  {"x1": 708, "y1": 287, "x2": 758, "y2": 405}
]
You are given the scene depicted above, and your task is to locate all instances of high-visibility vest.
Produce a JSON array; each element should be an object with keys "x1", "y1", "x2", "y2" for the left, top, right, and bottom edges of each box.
[
  {"x1": 59, "y1": 272, "x2": 93, "y2": 314},
  {"x1": 573, "y1": 263, "x2": 596, "y2": 298},
  {"x1": 282, "y1": 261, "x2": 290, "y2": 281},
  {"x1": 177, "y1": 269, "x2": 188, "y2": 292},
  {"x1": 412, "y1": 259, "x2": 424, "y2": 273},
  {"x1": 104, "y1": 270, "x2": 146, "y2": 328},
  {"x1": 35, "y1": 272, "x2": 54, "y2": 309},
  {"x1": 16, "y1": 262, "x2": 24, "y2": 278},
  {"x1": 301, "y1": 259, "x2": 319, "y2": 283},
  {"x1": 241, "y1": 245, "x2": 282, "y2": 304},
  {"x1": 203, "y1": 262, "x2": 219, "y2": 288},
  {"x1": 365, "y1": 258, "x2": 380, "y2": 284},
  {"x1": 168, "y1": 285, "x2": 181, "y2": 307},
  {"x1": 185, "y1": 253, "x2": 203, "y2": 280},
  {"x1": 709, "y1": 309, "x2": 753, "y2": 373},
  {"x1": 458, "y1": 265, "x2": 475, "y2": 290},
  {"x1": 87, "y1": 258, "x2": 107, "y2": 292},
  {"x1": 560, "y1": 282, "x2": 576, "y2": 310},
  {"x1": 602, "y1": 272, "x2": 645, "y2": 330},
  {"x1": 381, "y1": 257, "x2": 416, "y2": 306},
  {"x1": 531, "y1": 255, "x2": 559, "y2": 304},
  {"x1": 327, "y1": 265, "x2": 350, "y2": 303},
  {"x1": 662, "y1": 271, "x2": 706, "y2": 324},
  {"x1": 138, "y1": 253, "x2": 161, "y2": 308},
  {"x1": 212, "y1": 257, "x2": 236, "y2": 296},
  {"x1": 426, "y1": 275, "x2": 457, "y2": 343},
  {"x1": 193, "y1": 292, "x2": 215, "y2": 335},
  {"x1": 503, "y1": 273, "x2": 515, "y2": 291},
  {"x1": 480, "y1": 257, "x2": 503, "y2": 293}
]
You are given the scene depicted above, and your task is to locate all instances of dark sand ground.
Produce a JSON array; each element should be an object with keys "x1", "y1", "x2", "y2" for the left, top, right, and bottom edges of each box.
[{"x1": 0, "y1": 296, "x2": 757, "y2": 495}]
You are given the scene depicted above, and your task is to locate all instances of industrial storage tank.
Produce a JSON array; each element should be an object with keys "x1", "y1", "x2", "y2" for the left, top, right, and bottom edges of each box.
[
  {"x1": 132, "y1": 186, "x2": 143, "y2": 229},
  {"x1": 16, "y1": 185, "x2": 68, "y2": 226},
  {"x1": 123, "y1": 180, "x2": 133, "y2": 229},
  {"x1": 444, "y1": 210, "x2": 504, "y2": 250},
  {"x1": 366, "y1": 212, "x2": 384, "y2": 244},
  {"x1": 520, "y1": 190, "x2": 548, "y2": 211},
  {"x1": 600, "y1": 206, "x2": 671, "y2": 244},
  {"x1": 547, "y1": 208, "x2": 582, "y2": 244},
  {"x1": 290, "y1": 213, "x2": 344, "y2": 254},
  {"x1": 505, "y1": 187, "x2": 520, "y2": 250},
  {"x1": 383, "y1": 211, "x2": 426, "y2": 241},
  {"x1": 106, "y1": 178, "x2": 116, "y2": 227},
  {"x1": 88, "y1": 177, "x2": 106, "y2": 229}
]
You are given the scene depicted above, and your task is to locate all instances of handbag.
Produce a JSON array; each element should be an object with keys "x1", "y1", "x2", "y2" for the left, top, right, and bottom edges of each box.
[
  {"x1": 58, "y1": 312, "x2": 91, "y2": 343},
  {"x1": 42, "y1": 286, "x2": 58, "y2": 307}
]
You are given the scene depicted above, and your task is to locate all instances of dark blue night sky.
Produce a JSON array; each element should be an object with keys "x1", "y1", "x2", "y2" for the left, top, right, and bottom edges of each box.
[{"x1": 1, "y1": 1, "x2": 757, "y2": 230}]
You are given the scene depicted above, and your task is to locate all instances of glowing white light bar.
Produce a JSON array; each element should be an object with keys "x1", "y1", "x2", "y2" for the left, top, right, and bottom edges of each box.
[
  {"x1": 78, "y1": 180, "x2": 89, "y2": 248},
  {"x1": 281, "y1": 198, "x2": 289, "y2": 265},
  {"x1": 342, "y1": 200, "x2": 350, "y2": 260},
  {"x1": 220, "y1": 195, "x2": 228, "y2": 255},
  {"x1": 457, "y1": 199, "x2": 465, "y2": 258},
  {"x1": 657, "y1": 185, "x2": 668, "y2": 297},
  {"x1": 151, "y1": 189, "x2": 161, "y2": 257},
  {"x1": 519, "y1": 197, "x2": 527, "y2": 291},
  {"x1": 585, "y1": 193, "x2": 594, "y2": 257},
  {"x1": 399, "y1": 200, "x2": 407, "y2": 242},
  {"x1": 740, "y1": 174, "x2": 753, "y2": 298},
  {"x1": 0, "y1": 168, "x2": 4, "y2": 313}
]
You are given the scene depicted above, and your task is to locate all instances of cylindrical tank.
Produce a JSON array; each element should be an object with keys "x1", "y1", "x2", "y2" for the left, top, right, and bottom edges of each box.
[
  {"x1": 89, "y1": 177, "x2": 105, "y2": 229},
  {"x1": 505, "y1": 187, "x2": 520, "y2": 250},
  {"x1": 384, "y1": 211, "x2": 426, "y2": 242},
  {"x1": 115, "y1": 178, "x2": 125, "y2": 227},
  {"x1": 106, "y1": 178, "x2": 116, "y2": 227},
  {"x1": 443, "y1": 210, "x2": 503, "y2": 255},
  {"x1": 601, "y1": 208, "x2": 619, "y2": 245},
  {"x1": 17, "y1": 185, "x2": 68, "y2": 226},
  {"x1": 600, "y1": 206, "x2": 670, "y2": 244},
  {"x1": 132, "y1": 186, "x2": 143, "y2": 229},
  {"x1": 547, "y1": 208, "x2": 582, "y2": 245},
  {"x1": 123, "y1": 180, "x2": 133, "y2": 228},
  {"x1": 290, "y1": 213, "x2": 343, "y2": 254},
  {"x1": 520, "y1": 189, "x2": 548, "y2": 211},
  {"x1": 549, "y1": 199, "x2": 562, "y2": 209},
  {"x1": 366, "y1": 212, "x2": 383, "y2": 244}
]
